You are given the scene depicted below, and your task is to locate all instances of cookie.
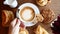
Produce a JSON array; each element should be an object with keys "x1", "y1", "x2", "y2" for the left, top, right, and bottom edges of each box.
[{"x1": 36, "y1": 14, "x2": 44, "y2": 22}]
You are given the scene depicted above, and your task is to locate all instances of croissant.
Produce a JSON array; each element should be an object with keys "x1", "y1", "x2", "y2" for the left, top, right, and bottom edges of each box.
[
  {"x1": 2, "y1": 10, "x2": 14, "y2": 27},
  {"x1": 36, "y1": 0, "x2": 51, "y2": 6},
  {"x1": 35, "y1": 25, "x2": 49, "y2": 34}
]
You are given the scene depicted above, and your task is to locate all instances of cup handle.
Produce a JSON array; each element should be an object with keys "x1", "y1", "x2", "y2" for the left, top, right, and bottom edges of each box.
[{"x1": 16, "y1": 9, "x2": 20, "y2": 19}]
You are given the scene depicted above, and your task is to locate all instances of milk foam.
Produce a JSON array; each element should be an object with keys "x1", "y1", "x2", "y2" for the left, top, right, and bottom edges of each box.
[{"x1": 22, "y1": 9, "x2": 32, "y2": 20}]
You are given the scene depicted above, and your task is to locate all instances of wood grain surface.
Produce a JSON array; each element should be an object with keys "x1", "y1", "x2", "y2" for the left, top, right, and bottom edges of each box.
[{"x1": 0, "y1": 0, "x2": 60, "y2": 34}]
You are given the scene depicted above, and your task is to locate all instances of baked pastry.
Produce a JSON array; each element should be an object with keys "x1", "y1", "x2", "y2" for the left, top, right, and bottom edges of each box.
[
  {"x1": 41, "y1": 9, "x2": 55, "y2": 23},
  {"x1": 36, "y1": 0, "x2": 51, "y2": 6},
  {"x1": 36, "y1": 14, "x2": 44, "y2": 22},
  {"x1": 19, "y1": 28, "x2": 29, "y2": 34},
  {"x1": 35, "y1": 25, "x2": 49, "y2": 34},
  {"x1": 2, "y1": 10, "x2": 14, "y2": 27}
]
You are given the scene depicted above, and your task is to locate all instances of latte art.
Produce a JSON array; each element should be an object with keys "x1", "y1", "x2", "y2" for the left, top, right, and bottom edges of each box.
[{"x1": 20, "y1": 7, "x2": 35, "y2": 22}]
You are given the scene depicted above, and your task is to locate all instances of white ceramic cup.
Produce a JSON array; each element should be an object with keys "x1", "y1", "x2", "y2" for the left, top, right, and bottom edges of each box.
[
  {"x1": 3, "y1": 0, "x2": 18, "y2": 8},
  {"x1": 16, "y1": 3, "x2": 40, "y2": 27}
]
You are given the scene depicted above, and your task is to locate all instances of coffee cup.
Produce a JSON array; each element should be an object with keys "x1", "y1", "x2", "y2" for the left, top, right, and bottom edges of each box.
[{"x1": 16, "y1": 3, "x2": 40, "y2": 27}]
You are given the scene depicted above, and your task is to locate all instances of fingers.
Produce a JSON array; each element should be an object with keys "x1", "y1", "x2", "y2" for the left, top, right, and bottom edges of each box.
[
  {"x1": 15, "y1": 19, "x2": 21, "y2": 27},
  {"x1": 20, "y1": 22, "x2": 26, "y2": 28},
  {"x1": 15, "y1": 19, "x2": 26, "y2": 28},
  {"x1": 9, "y1": 18, "x2": 21, "y2": 34},
  {"x1": 11, "y1": 18, "x2": 17, "y2": 27},
  {"x1": 10, "y1": 18, "x2": 25, "y2": 28}
]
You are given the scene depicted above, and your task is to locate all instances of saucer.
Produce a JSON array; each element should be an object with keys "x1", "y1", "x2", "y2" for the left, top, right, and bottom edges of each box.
[{"x1": 17, "y1": 3, "x2": 40, "y2": 27}]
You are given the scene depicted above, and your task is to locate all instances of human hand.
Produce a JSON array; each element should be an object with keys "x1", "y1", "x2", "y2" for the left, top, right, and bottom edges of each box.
[{"x1": 8, "y1": 18, "x2": 20, "y2": 34}]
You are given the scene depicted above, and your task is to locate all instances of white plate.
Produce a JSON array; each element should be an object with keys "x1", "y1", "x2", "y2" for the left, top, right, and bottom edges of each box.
[{"x1": 16, "y1": 3, "x2": 40, "y2": 27}]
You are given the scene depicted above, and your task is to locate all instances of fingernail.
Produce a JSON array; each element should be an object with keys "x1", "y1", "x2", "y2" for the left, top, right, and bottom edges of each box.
[{"x1": 20, "y1": 22, "x2": 25, "y2": 28}]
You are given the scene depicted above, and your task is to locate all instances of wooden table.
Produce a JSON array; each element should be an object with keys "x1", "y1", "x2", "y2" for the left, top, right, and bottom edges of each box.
[{"x1": 0, "y1": 0, "x2": 60, "y2": 34}]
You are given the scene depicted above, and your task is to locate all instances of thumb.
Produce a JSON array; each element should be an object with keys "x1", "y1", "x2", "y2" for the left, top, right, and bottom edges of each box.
[
  {"x1": 15, "y1": 19, "x2": 21, "y2": 27},
  {"x1": 11, "y1": 18, "x2": 17, "y2": 27}
]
